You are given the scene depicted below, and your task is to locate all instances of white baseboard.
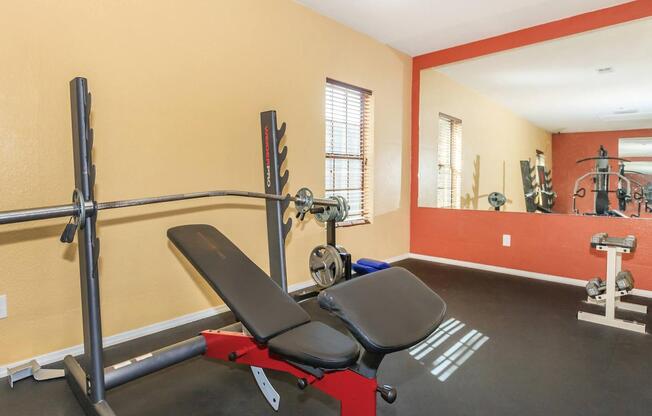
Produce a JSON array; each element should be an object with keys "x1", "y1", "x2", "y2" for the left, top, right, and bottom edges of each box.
[
  {"x1": 0, "y1": 304, "x2": 229, "y2": 379},
  {"x1": 0, "y1": 278, "x2": 313, "y2": 379},
  {"x1": 407, "y1": 252, "x2": 652, "y2": 299},
  {"x1": 383, "y1": 253, "x2": 411, "y2": 264}
]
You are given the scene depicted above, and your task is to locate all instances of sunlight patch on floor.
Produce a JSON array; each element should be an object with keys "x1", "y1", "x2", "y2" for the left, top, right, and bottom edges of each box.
[{"x1": 409, "y1": 317, "x2": 489, "y2": 382}]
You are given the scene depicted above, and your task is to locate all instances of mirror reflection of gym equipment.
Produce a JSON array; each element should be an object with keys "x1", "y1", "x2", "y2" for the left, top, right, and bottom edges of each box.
[
  {"x1": 570, "y1": 145, "x2": 651, "y2": 218},
  {"x1": 520, "y1": 151, "x2": 556, "y2": 213},
  {"x1": 2, "y1": 3, "x2": 652, "y2": 416},
  {"x1": 417, "y1": 16, "x2": 652, "y2": 219}
]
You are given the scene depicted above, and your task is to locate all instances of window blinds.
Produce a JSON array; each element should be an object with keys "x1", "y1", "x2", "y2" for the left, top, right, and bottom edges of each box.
[
  {"x1": 325, "y1": 78, "x2": 372, "y2": 224},
  {"x1": 437, "y1": 113, "x2": 462, "y2": 209}
]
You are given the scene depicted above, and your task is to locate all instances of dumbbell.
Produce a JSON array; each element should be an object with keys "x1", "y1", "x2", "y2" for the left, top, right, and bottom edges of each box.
[
  {"x1": 615, "y1": 270, "x2": 635, "y2": 292},
  {"x1": 585, "y1": 273, "x2": 635, "y2": 297},
  {"x1": 585, "y1": 278, "x2": 606, "y2": 297}
]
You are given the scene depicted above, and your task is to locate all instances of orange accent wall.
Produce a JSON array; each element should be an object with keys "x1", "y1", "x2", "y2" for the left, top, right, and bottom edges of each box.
[
  {"x1": 411, "y1": 208, "x2": 652, "y2": 287},
  {"x1": 552, "y1": 129, "x2": 652, "y2": 216},
  {"x1": 411, "y1": 1, "x2": 652, "y2": 289}
]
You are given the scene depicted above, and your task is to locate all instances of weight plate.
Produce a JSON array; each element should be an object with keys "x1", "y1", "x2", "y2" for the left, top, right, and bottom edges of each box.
[
  {"x1": 333, "y1": 195, "x2": 349, "y2": 222},
  {"x1": 314, "y1": 201, "x2": 337, "y2": 223},
  {"x1": 314, "y1": 195, "x2": 349, "y2": 223},
  {"x1": 72, "y1": 189, "x2": 86, "y2": 229},
  {"x1": 309, "y1": 245, "x2": 343, "y2": 288},
  {"x1": 487, "y1": 192, "x2": 506, "y2": 208},
  {"x1": 294, "y1": 187, "x2": 314, "y2": 215}
]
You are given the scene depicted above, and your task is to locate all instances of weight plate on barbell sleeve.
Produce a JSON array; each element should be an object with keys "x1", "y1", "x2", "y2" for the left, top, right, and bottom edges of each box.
[
  {"x1": 333, "y1": 195, "x2": 349, "y2": 222},
  {"x1": 294, "y1": 187, "x2": 314, "y2": 215}
]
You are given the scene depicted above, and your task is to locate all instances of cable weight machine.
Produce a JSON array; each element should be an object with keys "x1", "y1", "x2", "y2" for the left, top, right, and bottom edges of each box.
[{"x1": 571, "y1": 146, "x2": 633, "y2": 217}]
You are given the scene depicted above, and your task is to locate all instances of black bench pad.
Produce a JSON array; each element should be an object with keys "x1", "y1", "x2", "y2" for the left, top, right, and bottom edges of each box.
[
  {"x1": 268, "y1": 321, "x2": 360, "y2": 369},
  {"x1": 168, "y1": 224, "x2": 310, "y2": 343},
  {"x1": 318, "y1": 267, "x2": 447, "y2": 354}
]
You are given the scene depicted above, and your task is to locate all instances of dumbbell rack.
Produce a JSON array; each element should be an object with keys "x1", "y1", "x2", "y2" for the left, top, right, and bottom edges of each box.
[{"x1": 577, "y1": 234, "x2": 647, "y2": 334}]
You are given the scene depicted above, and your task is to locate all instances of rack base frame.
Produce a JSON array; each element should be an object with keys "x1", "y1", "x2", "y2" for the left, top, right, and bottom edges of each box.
[
  {"x1": 585, "y1": 294, "x2": 648, "y2": 314},
  {"x1": 577, "y1": 310, "x2": 647, "y2": 334},
  {"x1": 63, "y1": 330, "x2": 379, "y2": 416},
  {"x1": 579, "y1": 292, "x2": 647, "y2": 334}
]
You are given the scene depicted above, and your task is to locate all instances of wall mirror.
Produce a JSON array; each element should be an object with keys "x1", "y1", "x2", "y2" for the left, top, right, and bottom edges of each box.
[{"x1": 417, "y1": 17, "x2": 652, "y2": 218}]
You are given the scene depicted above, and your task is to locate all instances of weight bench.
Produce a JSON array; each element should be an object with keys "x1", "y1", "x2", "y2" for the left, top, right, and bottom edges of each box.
[{"x1": 168, "y1": 224, "x2": 447, "y2": 415}]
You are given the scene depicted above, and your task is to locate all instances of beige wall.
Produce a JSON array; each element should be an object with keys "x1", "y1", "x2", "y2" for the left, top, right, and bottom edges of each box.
[
  {"x1": 0, "y1": 0, "x2": 411, "y2": 366},
  {"x1": 418, "y1": 69, "x2": 551, "y2": 211}
]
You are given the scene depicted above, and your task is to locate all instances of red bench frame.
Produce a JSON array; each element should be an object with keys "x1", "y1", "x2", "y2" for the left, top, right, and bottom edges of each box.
[{"x1": 202, "y1": 330, "x2": 378, "y2": 415}]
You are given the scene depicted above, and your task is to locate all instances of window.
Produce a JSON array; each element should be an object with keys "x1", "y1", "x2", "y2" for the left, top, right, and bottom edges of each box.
[
  {"x1": 534, "y1": 150, "x2": 546, "y2": 190},
  {"x1": 437, "y1": 113, "x2": 462, "y2": 209},
  {"x1": 535, "y1": 150, "x2": 546, "y2": 168},
  {"x1": 325, "y1": 78, "x2": 372, "y2": 225}
]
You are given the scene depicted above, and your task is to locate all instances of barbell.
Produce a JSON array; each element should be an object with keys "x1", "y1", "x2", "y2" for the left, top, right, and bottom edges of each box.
[{"x1": 0, "y1": 187, "x2": 349, "y2": 227}]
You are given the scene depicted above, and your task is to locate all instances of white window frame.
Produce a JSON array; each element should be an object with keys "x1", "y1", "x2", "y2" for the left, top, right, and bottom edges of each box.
[
  {"x1": 436, "y1": 113, "x2": 462, "y2": 209},
  {"x1": 325, "y1": 78, "x2": 372, "y2": 226}
]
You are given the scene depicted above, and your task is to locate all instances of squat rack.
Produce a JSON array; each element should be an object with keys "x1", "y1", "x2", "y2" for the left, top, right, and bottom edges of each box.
[{"x1": 1, "y1": 77, "x2": 348, "y2": 413}]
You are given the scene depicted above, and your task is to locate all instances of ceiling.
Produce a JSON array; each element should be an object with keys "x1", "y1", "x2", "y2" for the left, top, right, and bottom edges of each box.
[
  {"x1": 434, "y1": 17, "x2": 652, "y2": 133},
  {"x1": 296, "y1": 0, "x2": 630, "y2": 57}
]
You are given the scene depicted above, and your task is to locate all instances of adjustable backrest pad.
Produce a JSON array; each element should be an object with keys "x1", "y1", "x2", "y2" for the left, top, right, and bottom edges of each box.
[{"x1": 168, "y1": 224, "x2": 310, "y2": 343}]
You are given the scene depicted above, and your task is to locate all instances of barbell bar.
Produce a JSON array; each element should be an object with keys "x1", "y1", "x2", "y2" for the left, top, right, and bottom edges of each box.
[{"x1": 0, "y1": 188, "x2": 345, "y2": 226}]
